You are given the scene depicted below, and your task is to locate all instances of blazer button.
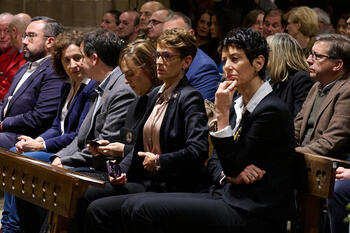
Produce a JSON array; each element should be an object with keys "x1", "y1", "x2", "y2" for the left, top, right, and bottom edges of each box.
[{"x1": 0, "y1": 72, "x2": 3, "y2": 76}]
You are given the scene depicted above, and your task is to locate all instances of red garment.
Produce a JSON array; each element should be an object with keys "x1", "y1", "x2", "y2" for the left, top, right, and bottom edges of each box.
[{"x1": 0, "y1": 48, "x2": 27, "y2": 100}]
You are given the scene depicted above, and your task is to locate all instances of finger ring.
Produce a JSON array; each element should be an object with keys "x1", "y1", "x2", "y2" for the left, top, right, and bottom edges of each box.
[{"x1": 250, "y1": 174, "x2": 255, "y2": 179}]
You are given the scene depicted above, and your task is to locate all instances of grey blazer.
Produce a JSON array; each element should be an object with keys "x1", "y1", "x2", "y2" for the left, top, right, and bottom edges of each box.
[{"x1": 53, "y1": 66, "x2": 136, "y2": 169}]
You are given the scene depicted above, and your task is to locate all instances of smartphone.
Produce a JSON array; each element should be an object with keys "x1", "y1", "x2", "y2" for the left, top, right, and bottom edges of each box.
[
  {"x1": 87, "y1": 139, "x2": 101, "y2": 147},
  {"x1": 106, "y1": 160, "x2": 121, "y2": 178}
]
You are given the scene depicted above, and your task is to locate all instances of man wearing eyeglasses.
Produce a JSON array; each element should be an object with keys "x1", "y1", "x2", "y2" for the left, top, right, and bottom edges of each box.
[
  {"x1": 0, "y1": 16, "x2": 64, "y2": 149},
  {"x1": 0, "y1": 16, "x2": 64, "y2": 233},
  {"x1": 147, "y1": 8, "x2": 173, "y2": 42},
  {"x1": 294, "y1": 34, "x2": 350, "y2": 161}
]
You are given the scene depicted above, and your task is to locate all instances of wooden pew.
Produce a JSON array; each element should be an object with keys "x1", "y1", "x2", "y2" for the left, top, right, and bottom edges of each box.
[
  {"x1": 294, "y1": 149, "x2": 350, "y2": 233},
  {"x1": 0, "y1": 147, "x2": 105, "y2": 233}
]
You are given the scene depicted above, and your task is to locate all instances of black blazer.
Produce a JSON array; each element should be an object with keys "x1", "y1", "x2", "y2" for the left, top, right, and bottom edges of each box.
[
  {"x1": 271, "y1": 70, "x2": 314, "y2": 118},
  {"x1": 125, "y1": 76, "x2": 209, "y2": 192},
  {"x1": 208, "y1": 93, "x2": 296, "y2": 222}
]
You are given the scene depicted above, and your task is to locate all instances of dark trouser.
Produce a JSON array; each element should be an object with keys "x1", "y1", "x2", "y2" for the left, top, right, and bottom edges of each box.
[
  {"x1": 327, "y1": 179, "x2": 350, "y2": 233},
  {"x1": 123, "y1": 192, "x2": 286, "y2": 233},
  {"x1": 16, "y1": 198, "x2": 48, "y2": 233},
  {"x1": 71, "y1": 182, "x2": 146, "y2": 233},
  {"x1": 86, "y1": 191, "x2": 286, "y2": 233}
]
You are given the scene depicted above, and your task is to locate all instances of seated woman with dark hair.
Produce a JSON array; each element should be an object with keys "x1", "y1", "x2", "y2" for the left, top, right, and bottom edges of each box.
[
  {"x1": 2, "y1": 31, "x2": 97, "y2": 233},
  {"x1": 70, "y1": 29, "x2": 209, "y2": 233},
  {"x1": 118, "y1": 28, "x2": 296, "y2": 233},
  {"x1": 267, "y1": 33, "x2": 314, "y2": 117}
]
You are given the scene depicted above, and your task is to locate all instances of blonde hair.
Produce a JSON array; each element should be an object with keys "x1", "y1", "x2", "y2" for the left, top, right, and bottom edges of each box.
[
  {"x1": 284, "y1": 6, "x2": 319, "y2": 37},
  {"x1": 157, "y1": 28, "x2": 197, "y2": 59},
  {"x1": 267, "y1": 33, "x2": 309, "y2": 83},
  {"x1": 119, "y1": 39, "x2": 162, "y2": 86}
]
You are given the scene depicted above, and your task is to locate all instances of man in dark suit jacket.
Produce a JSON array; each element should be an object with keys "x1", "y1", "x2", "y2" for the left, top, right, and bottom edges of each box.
[
  {"x1": 0, "y1": 16, "x2": 64, "y2": 149},
  {"x1": 50, "y1": 29, "x2": 135, "y2": 170},
  {"x1": 0, "y1": 16, "x2": 64, "y2": 233},
  {"x1": 15, "y1": 29, "x2": 135, "y2": 233}
]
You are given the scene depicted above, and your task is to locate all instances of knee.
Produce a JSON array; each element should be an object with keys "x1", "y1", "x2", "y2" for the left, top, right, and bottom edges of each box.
[{"x1": 328, "y1": 179, "x2": 350, "y2": 208}]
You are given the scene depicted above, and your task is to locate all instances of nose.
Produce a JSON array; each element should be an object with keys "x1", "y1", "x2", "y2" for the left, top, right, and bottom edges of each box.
[
  {"x1": 100, "y1": 22, "x2": 105, "y2": 28},
  {"x1": 156, "y1": 55, "x2": 164, "y2": 65},
  {"x1": 306, "y1": 55, "x2": 313, "y2": 65}
]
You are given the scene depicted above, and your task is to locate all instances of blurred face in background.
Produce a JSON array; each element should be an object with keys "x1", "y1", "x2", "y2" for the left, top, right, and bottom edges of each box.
[
  {"x1": 196, "y1": 13, "x2": 211, "y2": 38},
  {"x1": 251, "y1": 13, "x2": 264, "y2": 34},
  {"x1": 263, "y1": 15, "x2": 283, "y2": 37},
  {"x1": 0, "y1": 14, "x2": 13, "y2": 52},
  {"x1": 100, "y1": 13, "x2": 119, "y2": 35}
]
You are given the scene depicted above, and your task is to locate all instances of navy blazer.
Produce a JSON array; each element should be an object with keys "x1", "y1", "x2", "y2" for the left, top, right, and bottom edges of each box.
[
  {"x1": 272, "y1": 70, "x2": 314, "y2": 118},
  {"x1": 125, "y1": 76, "x2": 209, "y2": 192},
  {"x1": 39, "y1": 79, "x2": 98, "y2": 152},
  {"x1": 0, "y1": 57, "x2": 64, "y2": 137},
  {"x1": 208, "y1": 93, "x2": 295, "y2": 222},
  {"x1": 186, "y1": 48, "x2": 221, "y2": 102}
]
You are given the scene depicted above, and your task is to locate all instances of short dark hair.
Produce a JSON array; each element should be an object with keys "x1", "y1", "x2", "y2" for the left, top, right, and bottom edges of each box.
[
  {"x1": 219, "y1": 28, "x2": 269, "y2": 78},
  {"x1": 31, "y1": 16, "x2": 63, "y2": 37},
  {"x1": 316, "y1": 33, "x2": 350, "y2": 73},
  {"x1": 82, "y1": 28, "x2": 124, "y2": 67}
]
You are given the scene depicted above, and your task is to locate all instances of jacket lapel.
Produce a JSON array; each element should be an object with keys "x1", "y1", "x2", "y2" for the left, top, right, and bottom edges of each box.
[{"x1": 312, "y1": 77, "x2": 348, "y2": 135}]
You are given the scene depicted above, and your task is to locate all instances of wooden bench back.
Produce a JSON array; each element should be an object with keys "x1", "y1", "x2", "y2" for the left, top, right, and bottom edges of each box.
[
  {"x1": 0, "y1": 148, "x2": 105, "y2": 218},
  {"x1": 295, "y1": 150, "x2": 337, "y2": 199}
]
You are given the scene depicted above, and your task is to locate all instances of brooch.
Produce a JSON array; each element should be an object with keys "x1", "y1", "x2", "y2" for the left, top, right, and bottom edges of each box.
[{"x1": 233, "y1": 126, "x2": 242, "y2": 141}]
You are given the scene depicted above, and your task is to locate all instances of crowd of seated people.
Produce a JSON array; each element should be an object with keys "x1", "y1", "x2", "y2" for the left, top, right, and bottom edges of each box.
[{"x1": 0, "y1": 1, "x2": 349, "y2": 233}]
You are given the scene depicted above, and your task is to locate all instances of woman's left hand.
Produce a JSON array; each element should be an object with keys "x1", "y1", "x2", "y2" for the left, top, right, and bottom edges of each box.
[
  {"x1": 138, "y1": 151, "x2": 157, "y2": 172},
  {"x1": 227, "y1": 164, "x2": 266, "y2": 184}
]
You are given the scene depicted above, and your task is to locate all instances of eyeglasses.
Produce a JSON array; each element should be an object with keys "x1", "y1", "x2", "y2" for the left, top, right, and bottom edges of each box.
[
  {"x1": 0, "y1": 29, "x2": 9, "y2": 35},
  {"x1": 148, "y1": 19, "x2": 164, "y2": 27},
  {"x1": 155, "y1": 51, "x2": 181, "y2": 61},
  {"x1": 22, "y1": 32, "x2": 51, "y2": 42},
  {"x1": 308, "y1": 51, "x2": 338, "y2": 61}
]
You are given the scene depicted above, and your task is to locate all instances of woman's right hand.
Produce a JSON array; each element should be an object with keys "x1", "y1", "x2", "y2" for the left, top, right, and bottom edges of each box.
[
  {"x1": 215, "y1": 80, "x2": 237, "y2": 130},
  {"x1": 226, "y1": 164, "x2": 265, "y2": 184},
  {"x1": 109, "y1": 173, "x2": 127, "y2": 185}
]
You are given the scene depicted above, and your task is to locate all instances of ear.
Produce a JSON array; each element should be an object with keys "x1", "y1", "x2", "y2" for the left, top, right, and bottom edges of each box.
[
  {"x1": 45, "y1": 37, "x2": 55, "y2": 50},
  {"x1": 90, "y1": 53, "x2": 98, "y2": 66},
  {"x1": 332, "y1": 59, "x2": 344, "y2": 72},
  {"x1": 182, "y1": 55, "x2": 193, "y2": 70},
  {"x1": 188, "y1": 29, "x2": 195, "y2": 35},
  {"x1": 252, "y1": 55, "x2": 265, "y2": 73}
]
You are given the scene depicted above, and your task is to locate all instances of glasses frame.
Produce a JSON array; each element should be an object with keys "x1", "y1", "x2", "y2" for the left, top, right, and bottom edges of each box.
[
  {"x1": 148, "y1": 19, "x2": 164, "y2": 27},
  {"x1": 22, "y1": 32, "x2": 52, "y2": 42},
  {"x1": 155, "y1": 51, "x2": 181, "y2": 62},
  {"x1": 308, "y1": 51, "x2": 338, "y2": 61}
]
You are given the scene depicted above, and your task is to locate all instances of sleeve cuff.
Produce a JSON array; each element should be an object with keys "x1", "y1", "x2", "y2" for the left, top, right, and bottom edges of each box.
[{"x1": 210, "y1": 125, "x2": 233, "y2": 138}]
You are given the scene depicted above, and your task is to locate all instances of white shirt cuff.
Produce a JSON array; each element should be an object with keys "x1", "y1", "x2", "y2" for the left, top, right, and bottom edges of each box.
[{"x1": 210, "y1": 125, "x2": 234, "y2": 138}]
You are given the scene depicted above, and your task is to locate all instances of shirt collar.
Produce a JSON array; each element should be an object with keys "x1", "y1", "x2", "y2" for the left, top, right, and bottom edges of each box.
[
  {"x1": 234, "y1": 81, "x2": 273, "y2": 114},
  {"x1": 28, "y1": 55, "x2": 50, "y2": 69},
  {"x1": 318, "y1": 78, "x2": 339, "y2": 96}
]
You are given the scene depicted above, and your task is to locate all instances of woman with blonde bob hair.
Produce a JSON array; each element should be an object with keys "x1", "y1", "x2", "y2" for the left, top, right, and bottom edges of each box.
[
  {"x1": 284, "y1": 6, "x2": 319, "y2": 57},
  {"x1": 88, "y1": 39, "x2": 162, "y2": 160},
  {"x1": 267, "y1": 33, "x2": 314, "y2": 117}
]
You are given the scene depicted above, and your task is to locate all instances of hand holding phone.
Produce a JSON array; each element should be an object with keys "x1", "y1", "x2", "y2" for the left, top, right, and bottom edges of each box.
[
  {"x1": 87, "y1": 139, "x2": 101, "y2": 147},
  {"x1": 106, "y1": 160, "x2": 121, "y2": 178}
]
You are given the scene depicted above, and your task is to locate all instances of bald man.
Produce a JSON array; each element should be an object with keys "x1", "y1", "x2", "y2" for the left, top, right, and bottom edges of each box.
[
  {"x1": 147, "y1": 8, "x2": 173, "y2": 41},
  {"x1": 0, "y1": 13, "x2": 29, "y2": 101},
  {"x1": 0, "y1": 13, "x2": 13, "y2": 53},
  {"x1": 139, "y1": 1, "x2": 164, "y2": 32},
  {"x1": 0, "y1": 13, "x2": 31, "y2": 101},
  {"x1": 118, "y1": 11, "x2": 140, "y2": 44}
]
